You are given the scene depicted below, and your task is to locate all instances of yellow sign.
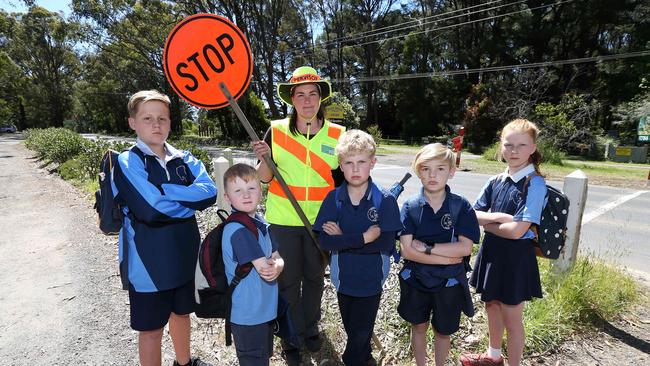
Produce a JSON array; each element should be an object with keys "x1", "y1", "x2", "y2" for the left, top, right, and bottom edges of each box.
[
  {"x1": 615, "y1": 147, "x2": 632, "y2": 156},
  {"x1": 325, "y1": 104, "x2": 344, "y2": 120}
]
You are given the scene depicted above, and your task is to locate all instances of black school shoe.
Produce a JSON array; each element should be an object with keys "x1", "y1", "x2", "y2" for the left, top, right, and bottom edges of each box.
[
  {"x1": 281, "y1": 348, "x2": 302, "y2": 366},
  {"x1": 305, "y1": 333, "x2": 323, "y2": 352},
  {"x1": 172, "y1": 357, "x2": 213, "y2": 366}
]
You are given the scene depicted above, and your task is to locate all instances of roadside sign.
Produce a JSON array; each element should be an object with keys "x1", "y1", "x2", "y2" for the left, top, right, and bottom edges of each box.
[
  {"x1": 163, "y1": 14, "x2": 252, "y2": 109},
  {"x1": 615, "y1": 147, "x2": 632, "y2": 156},
  {"x1": 325, "y1": 104, "x2": 345, "y2": 120},
  {"x1": 638, "y1": 116, "x2": 650, "y2": 142}
]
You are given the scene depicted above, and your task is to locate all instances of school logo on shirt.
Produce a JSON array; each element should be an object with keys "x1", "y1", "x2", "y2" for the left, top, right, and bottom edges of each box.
[
  {"x1": 176, "y1": 165, "x2": 188, "y2": 182},
  {"x1": 441, "y1": 213, "x2": 453, "y2": 230},
  {"x1": 367, "y1": 207, "x2": 379, "y2": 222},
  {"x1": 510, "y1": 189, "x2": 523, "y2": 206}
]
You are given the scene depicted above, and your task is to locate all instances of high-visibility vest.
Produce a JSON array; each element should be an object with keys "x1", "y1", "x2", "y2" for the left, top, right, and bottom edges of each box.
[{"x1": 265, "y1": 118, "x2": 345, "y2": 226}]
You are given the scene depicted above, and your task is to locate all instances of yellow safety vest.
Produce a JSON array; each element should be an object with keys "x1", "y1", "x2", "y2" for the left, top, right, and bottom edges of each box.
[{"x1": 265, "y1": 118, "x2": 345, "y2": 226}]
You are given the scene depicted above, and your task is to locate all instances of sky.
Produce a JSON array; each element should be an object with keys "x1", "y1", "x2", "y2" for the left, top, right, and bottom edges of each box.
[{"x1": 1, "y1": 0, "x2": 71, "y2": 15}]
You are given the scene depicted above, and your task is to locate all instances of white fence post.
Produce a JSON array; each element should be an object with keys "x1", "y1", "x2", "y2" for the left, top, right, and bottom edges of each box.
[
  {"x1": 213, "y1": 157, "x2": 232, "y2": 213},
  {"x1": 222, "y1": 147, "x2": 233, "y2": 166},
  {"x1": 553, "y1": 169, "x2": 588, "y2": 273}
]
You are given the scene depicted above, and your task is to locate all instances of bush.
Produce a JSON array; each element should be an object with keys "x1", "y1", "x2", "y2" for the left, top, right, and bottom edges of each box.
[
  {"x1": 366, "y1": 125, "x2": 382, "y2": 146},
  {"x1": 482, "y1": 141, "x2": 500, "y2": 161},
  {"x1": 24, "y1": 127, "x2": 85, "y2": 164},
  {"x1": 58, "y1": 158, "x2": 85, "y2": 181}
]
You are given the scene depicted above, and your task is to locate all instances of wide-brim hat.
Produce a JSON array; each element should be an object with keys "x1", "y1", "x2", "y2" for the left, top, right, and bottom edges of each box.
[{"x1": 277, "y1": 66, "x2": 332, "y2": 106}]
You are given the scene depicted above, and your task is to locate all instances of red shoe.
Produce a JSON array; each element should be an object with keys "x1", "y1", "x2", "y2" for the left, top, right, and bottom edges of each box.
[{"x1": 460, "y1": 352, "x2": 504, "y2": 366}]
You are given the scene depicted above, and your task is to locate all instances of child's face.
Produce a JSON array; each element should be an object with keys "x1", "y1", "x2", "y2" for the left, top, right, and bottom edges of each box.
[
  {"x1": 418, "y1": 159, "x2": 455, "y2": 194},
  {"x1": 501, "y1": 130, "x2": 536, "y2": 173},
  {"x1": 339, "y1": 151, "x2": 376, "y2": 188},
  {"x1": 224, "y1": 177, "x2": 261, "y2": 215},
  {"x1": 128, "y1": 100, "x2": 171, "y2": 149}
]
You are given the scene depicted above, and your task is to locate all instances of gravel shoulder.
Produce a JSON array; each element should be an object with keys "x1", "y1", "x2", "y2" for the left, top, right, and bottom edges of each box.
[{"x1": 1, "y1": 134, "x2": 648, "y2": 365}]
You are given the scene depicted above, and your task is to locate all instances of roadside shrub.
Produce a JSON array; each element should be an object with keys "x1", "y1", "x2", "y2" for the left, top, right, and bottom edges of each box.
[
  {"x1": 366, "y1": 125, "x2": 382, "y2": 146},
  {"x1": 482, "y1": 141, "x2": 500, "y2": 161},
  {"x1": 58, "y1": 158, "x2": 85, "y2": 181},
  {"x1": 24, "y1": 127, "x2": 85, "y2": 164}
]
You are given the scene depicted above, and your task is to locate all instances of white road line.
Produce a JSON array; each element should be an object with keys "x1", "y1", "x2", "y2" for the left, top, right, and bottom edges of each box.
[
  {"x1": 582, "y1": 190, "x2": 648, "y2": 225},
  {"x1": 374, "y1": 164, "x2": 405, "y2": 170}
]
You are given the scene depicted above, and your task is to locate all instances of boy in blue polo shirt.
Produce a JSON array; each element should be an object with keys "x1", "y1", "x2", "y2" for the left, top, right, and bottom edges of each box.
[
  {"x1": 221, "y1": 163, "x2": 285, "y2": 366},
  {"x1": 398, "y1": 143, "x2": 480, "y2": 366},
  {"x1": 313, "y1": 129, "x2": 403, "y2": 366},
  {"x1": 113, "y1": 90, "x2": 217, "y2": 366}
]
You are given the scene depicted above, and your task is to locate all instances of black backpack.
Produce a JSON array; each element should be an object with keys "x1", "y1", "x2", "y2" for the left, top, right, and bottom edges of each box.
[
  {"x1": 523, "y1": 175, "x2": 570, "y2": 259},
  {"x1": 195, "y1": 210, "x2": 255, "y2": 346},
  {"x1": 94, "y1": 147, "x2": 144, "y2": 235}
]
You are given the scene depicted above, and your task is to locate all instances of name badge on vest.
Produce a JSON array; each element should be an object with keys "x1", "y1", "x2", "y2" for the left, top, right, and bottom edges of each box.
[{"x1": 321, "y1": 144, "x2": 335, "y2": 155}]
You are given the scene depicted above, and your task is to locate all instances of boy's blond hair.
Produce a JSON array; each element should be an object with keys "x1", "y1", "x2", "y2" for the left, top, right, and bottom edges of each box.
[
  {"x1": 223, "y1": 163, "x2": 260, "y2": 190},
  {"x1": 127, "y1": 90, "x2": 171, "y2": 117},
  {"x1": 412, "y1": 143, "x2": 455, "y2": 173},
  {"x1": 335, "y1": 129, "x2": 376, "y2": 161}
]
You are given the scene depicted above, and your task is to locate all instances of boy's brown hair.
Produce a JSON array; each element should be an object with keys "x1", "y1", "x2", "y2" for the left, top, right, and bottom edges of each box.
[
  {"x1": 412, "y1": 143, "x2": 455, "y2": 174},
  {"x1": 335, "y1": 129, "x2": 376, "y2": 161},
  {"x1": 127, "y1": 90, "x2": 171, "y2": 117},
  {"x1": 223, "y1": 163, "x2": 260, "y2": 190}
]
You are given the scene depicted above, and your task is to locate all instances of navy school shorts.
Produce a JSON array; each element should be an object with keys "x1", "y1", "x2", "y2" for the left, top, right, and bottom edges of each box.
[
  {"x1": 397, "y1": 276, "x2": 465, "y2": 335},
  {"x1": 129, "y1": 280, "x2": 195, "y2": 331}
]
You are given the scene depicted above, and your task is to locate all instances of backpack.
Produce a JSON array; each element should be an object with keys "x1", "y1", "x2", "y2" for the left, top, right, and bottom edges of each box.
[
  {"x1": 522, "y1": 175, "x2": 570, "y2": 259},
  {"x1": 405, "y1": 192, "x2": 471, "y2": 270},
  {"x1": 93, "y1": 146, "x2": 143, "y2": 235},
  {"x1": 194, "y1": 209, "x2": 256, "y2": 346}
]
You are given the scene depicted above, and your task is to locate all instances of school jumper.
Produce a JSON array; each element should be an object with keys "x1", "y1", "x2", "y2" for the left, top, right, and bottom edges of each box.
[
  {"x1": 470, "y1": 164, "x2": 546, "y2": 305},
  {"x1": 222, "y1": 213, "x2": 278, "y2": 366},
  {"x1": 113, "y1": 139, "x2": 217, "y2": 293},
  {"x1": 313, "y1": 179, "x2": 403, "y2": 365}
]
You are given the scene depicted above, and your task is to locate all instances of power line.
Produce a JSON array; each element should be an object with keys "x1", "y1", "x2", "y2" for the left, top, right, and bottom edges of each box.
[
  {"x1": 288, "y1": 0, "x2": 507, "y2": 53},
  {"x1": 328, "y1": 50, "x2": 650, "y2": 83},
  {"x1": 293, "y1": 0, "x2": 572, "y2": 58}
]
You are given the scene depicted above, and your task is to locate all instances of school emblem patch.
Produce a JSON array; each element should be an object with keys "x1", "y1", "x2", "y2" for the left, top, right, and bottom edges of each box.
[
  {"x1": 441, "y1": 213, "x2": 453, "y2": 230},
  {"x1": 367, "y1": 207, "x2": 379, "y2": 222},
  {"x1": 176, "y1": 166, "x2": 188, "y2": 182},
  {"x1": 510, "y1": 189, "x2": 523, "y2": 206}
]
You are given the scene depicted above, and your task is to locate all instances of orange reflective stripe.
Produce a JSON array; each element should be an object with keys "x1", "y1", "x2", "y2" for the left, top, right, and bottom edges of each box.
[
  {"x1": 272, "y1": 127, "x2": 334, "y2": 185},
  {"x1": 268, "y1": 180, "x2": 332, "y2": 201},
  {"x1": 328, "y1": 125, "x2": 342, "y2": 140}
]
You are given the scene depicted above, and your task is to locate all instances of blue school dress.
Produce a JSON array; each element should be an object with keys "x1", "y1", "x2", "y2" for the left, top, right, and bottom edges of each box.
[{"x1": 470, "y1": 164, "x2": 546, "y2": 305}]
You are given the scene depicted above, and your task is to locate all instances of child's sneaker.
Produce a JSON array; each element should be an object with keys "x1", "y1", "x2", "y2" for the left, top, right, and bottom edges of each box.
[
  {"x1": 173, "y1": 357, "x2": 213, "y2": 366},
  {"x1": 281, "y1": 348, "x2": 302, "y2": 366},
  {"x1": 460, "y1": 352, "x2": 504, "y2": 366}
]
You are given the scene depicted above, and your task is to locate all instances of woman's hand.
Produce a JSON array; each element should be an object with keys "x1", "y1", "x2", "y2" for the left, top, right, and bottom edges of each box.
[{"x1": 251, "y1": 140, "x2": 270, "y2": 161}]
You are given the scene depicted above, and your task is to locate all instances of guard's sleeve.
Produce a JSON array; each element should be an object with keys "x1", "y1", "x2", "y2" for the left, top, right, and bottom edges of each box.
[
  {"x1": 160, "y1": 152, "x2": 217, "y2": 211},
  {"x1": 513, "y1": 176, "x2": 547, "y2": 225},
  {"x1": 473, "y1": 176, "x2": 495, "y2": 212},
  {"x1": 455, "y1": 199, "x2": 481, "y2": 243},
  {"x1": 113, "y1": 151, "x2": 194, "y2": 223},
  {"x1": 314, "y1": 191, "x2": 365, "y2": 251}
]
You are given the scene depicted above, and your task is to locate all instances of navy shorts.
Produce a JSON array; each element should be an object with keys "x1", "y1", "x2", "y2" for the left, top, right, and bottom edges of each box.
[
  {"x1": 231, "y1": 322, "x2": 274, "y2": 366},
  {"x1": 397, "y1": 277, "x2": 464, "y2": 335},
  {"x1": 129, "y1": 280, "x2": 195, "y2": 331}
]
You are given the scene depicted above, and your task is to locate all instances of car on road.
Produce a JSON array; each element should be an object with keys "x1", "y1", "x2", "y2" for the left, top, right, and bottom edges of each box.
[{"x1": 0, "y1": 124, "x2": 17, "y2": 133}]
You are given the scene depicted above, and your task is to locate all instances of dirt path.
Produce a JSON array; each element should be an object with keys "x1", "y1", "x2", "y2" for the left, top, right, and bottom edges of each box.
[{"x1": 0, "y1": 135, "x2": 136, "y2": 364}]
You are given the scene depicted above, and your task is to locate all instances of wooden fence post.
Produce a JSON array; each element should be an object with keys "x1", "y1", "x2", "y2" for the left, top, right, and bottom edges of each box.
[
  {"x1": 213, "y1": 156, "x2": 232, "y2": 213},
  {"x1": 553, "y1": 169, "x2": 588, "y2": 273}
]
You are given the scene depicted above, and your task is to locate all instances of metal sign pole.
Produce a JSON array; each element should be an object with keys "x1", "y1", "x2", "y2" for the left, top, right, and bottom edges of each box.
[{"x1": 218, "y1": 82, "x2": 328, "y2": 265}]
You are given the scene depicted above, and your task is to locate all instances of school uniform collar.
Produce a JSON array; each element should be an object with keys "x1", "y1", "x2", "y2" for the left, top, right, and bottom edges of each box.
[
  {"x1": 136, "y1": 138, "x2": 184, "y2": 161},
  {"x1": 504, "y1": 164, "x2": 535, "y2": 183},
  {"x1": 336, "y1": 177, "x2": 376, "y2": 205},
  {"x1": 415, "y1": 185, "x2": 452, "y2": 208}
]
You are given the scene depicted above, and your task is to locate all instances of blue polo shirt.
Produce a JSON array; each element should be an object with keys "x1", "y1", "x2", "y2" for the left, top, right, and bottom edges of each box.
[
  {"x1": 474, "y1": 164, "x2": 547, "y2": 240},
  {"x1": 313, "y1": 179, "x2": 403, "y2": 297},
  {"x1": 222, "y1": 213, "x2": 278, "y2": 326},
  {"x1": 400, "y1": 186, "x2": 480, "y2": 293}
]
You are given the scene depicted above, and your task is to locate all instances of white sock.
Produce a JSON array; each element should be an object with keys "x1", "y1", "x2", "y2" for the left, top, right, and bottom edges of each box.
[{"x1": 487, "y1": 346, "x2": 502, "y2": 359}]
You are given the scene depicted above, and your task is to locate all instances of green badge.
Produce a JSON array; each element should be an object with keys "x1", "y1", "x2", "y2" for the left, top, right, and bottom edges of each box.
[{"x1": 321, "y1": 144, "x2": 335, "y2": 155}]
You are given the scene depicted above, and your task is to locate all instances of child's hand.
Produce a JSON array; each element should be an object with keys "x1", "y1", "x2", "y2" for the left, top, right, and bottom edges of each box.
[
  {"x1": 322, "y1": 221, "x2": 343, "y2": 235},
  {"x1": 259, "y1": 257, "x2": 284, "y2": 282},
  {"x1": 411, "y1": 239, "x2": 428, "y2": 253},
  {"x1": 252, "y1": 140, "x2": 271, "y2": 161},
  {"x1": 363, "y1": 225, "x2": 381, "y2": 244}
]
